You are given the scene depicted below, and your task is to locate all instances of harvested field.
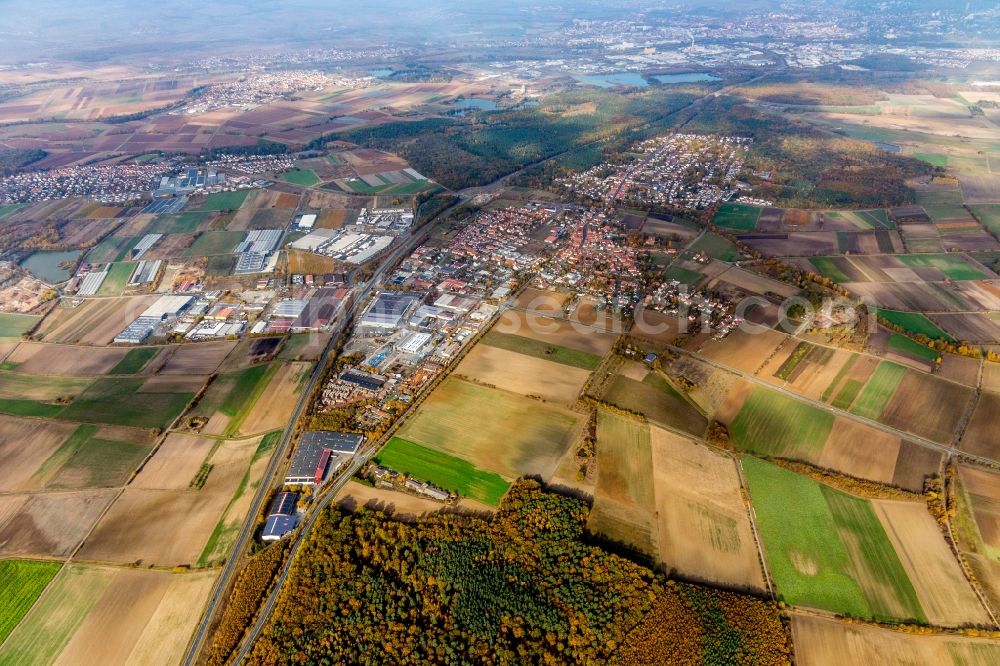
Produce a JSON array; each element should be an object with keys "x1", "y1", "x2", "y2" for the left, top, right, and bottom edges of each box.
[
  {"x1": 5, "y1": 343, "x2": 128, "y2": 376},
  {"x1": 335, "y1": 481, "x2": 493, "y2": 518},
  {"x1": 78, "y1": 436, "x2": 261, "y2": 566},
  {"x1": 932, "y1": 313, "x2": 1000, "y2": 343},
  {"x1": 960, "y1": 392, "x2": 1000, "y2": 460},
  {"x1": 513, "y1": 287, "x2": 566, "y2": 314},
  {"x1": 601, "y1": 371, "x2": 707, "y2": 436},
  {"x1": 237, "y1": 361, "x2": 311, "y2": 436},
  {"x1": 879, "y1": 370, "x2": 975, "y2": 443},
  {"x1": 278, "y1": 332, "x2": 331, "y2": 362},
  {"x1": 791, "y1": 614, "x2": 1000, "y2": 666},
  {"x1": 698, "y1": 327, "x2": 787, "y2": 374},
  {"x1": 0, "y1": 565, "x2": 215, "y2": 666},
  {"x1": 493, "y1": 309, "x2": 616, "y2": 355},
  {"x1": 819, "y1": 418, "x2": 902, "y2": 485},
  {"x1": 0, "y1": 416, "x2": 79, "y2": 490},
  {"x1": 36, "y1": 296, "x2": 158, "y2": 345},
  {"x1": 588, "y1": 411, "x2": 658, "y2": 557},
  {"x1": 874, "y1": 500, "x2": 990, "y2": 626},
  {"x1": 649, "y1": 429, "x2": 764, "y2": 590},
  {"x1": 631, "y1": 308, "x2": 685, "y2": 344},
  {"x1": 958, "y1": 464, "x2": 1000, "y2": 557},
  {"x1": 455, "y1": 345, "x2": 590, "y2": 404},
  {"x1": 937, "y1": 353, "x2": 980, "y2": 387},
  {"x1": 398, "y1": 377, "x2": 580, "y2": 482},
  {"x1": 130, "y1": 433, "x2": 215, "y2": 490},
  {"x1": 0, "y1": 489, "x2": 116, "y2": 558},
  {"x1": 139, "y1": 374, "x2": 207, "y2": 393},
  {"x1": 153, "y1": 341, "x2": 237, "y2": 374},
  {"x1": 479, "y1": 330, "x2": 602, "y2": 370}
]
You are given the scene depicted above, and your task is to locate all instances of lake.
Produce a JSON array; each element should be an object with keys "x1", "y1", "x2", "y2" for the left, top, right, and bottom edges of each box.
[
  {"x1": 574, "y1": 71, "x2": 721, "y2": 88},
  {"x1": 872, "y1": 141, "x2": 901, "y2": 153},
  {"x1": 652, "y1": 72, "x2": 721, "y2": 84},
  {"x1": 574, "y1": 72, "x2": 649, "y2": 88},
  {"x1": 21, "y1": 250, "x2": 81, "y2": 284}
]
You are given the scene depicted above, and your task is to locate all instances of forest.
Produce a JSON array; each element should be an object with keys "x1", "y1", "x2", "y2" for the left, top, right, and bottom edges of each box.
[
  {"x1": 329, "y1": 87, "x2": 704, "y2": 190},
  {"x1": 245, "y1": 480, "x2": 790, "y2": 665}
]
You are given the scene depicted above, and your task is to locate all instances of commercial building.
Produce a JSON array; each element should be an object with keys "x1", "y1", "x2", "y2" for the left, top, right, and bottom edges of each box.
[
  {"x1": 360, "y1": 291, "x2": 418, "y2": 330},
  {"x1": 261, "y1": 491, "x2": 300, "y2": 541},
  {"x1": 285, "y1": 432, "x2": 362, "y2": 485}
]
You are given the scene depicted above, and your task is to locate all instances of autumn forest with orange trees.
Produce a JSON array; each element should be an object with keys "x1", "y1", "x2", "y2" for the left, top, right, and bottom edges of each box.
[{"x1": 245, "y1": 480, "x2": 790, "y2": 665}]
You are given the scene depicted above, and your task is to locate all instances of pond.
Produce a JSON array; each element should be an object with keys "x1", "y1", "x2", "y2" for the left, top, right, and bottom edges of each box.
[
  {"x1": 21, "y1": 249, "x2": 81, "y2": 284},
  {"x1": 872, "y1": 141, "x2": 901, "y2": 153},
  {"x1": 370, "y1": 68, "x2": 394, "y2": 77}
]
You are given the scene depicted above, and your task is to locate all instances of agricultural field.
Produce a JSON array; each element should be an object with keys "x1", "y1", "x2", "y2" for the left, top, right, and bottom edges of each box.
[
  {"x1": 96, "y1": 262, "x2": 137, "y2": 296},
  {"x1": 960, "y1": 392, "x2": 1000, "y2": 460},
  {"x1": 0, "y1": 565, "x2": 215, "y2": 666},
  {"x1": 686, "y1": 232, "x2": 744, "y2": 262},
  {"x1": 235, "y1": 362, "x2": 312, "y2": 436},
  {"x1": 744, "y1": 458, "x2": 924, "y2": 622},
  {"x1": 398, "y1": 377, "x2": 581, "y2": 482},
  {"x1": 455, "y1": 344, "x2": 590, "y2": 404},
  {"x1": 649, "y1": 429, "x2": 765, "y2": 590},
  {"x1": 712, "y1": 202, "x2": 761, "y2": 231},
  {"x1": 0, "y1": 313, "x2": 40, "y2": 340},
  {"x1": 282, "y1": 169, "x2": 321, "y2": 186},
  {"x1": 588, "y1": 411, "x2": 659, "y2": 556},
  {"x1": 876, "y1": 308, "x2": 954, "y2": 342},
  {"x1": 0, "y1": 489, "x2": 117, "y2": 558},
  {"x1": 479, "y1": 329, "x2": 602, "y2": 370},
  {"x1": 600, "y1": 365, "x2": 707, "y2": 436},
  {"x1": 108, "y1": 347, "x2": 159, "y2": 374},
  {"x1": 39, "y1": 424, "x2": 154, "y2": 490},
  {"x1": 492, "y1": 310, "x2": 617, "y2": 355},
  {"x1": 699, "y1": 328, "x2": 787, "y2": 375},
  {"x1": 182, "y1": 231, "x2": 245, "y2": 257},
  {"x1": 56, "y1": 377, "x2": 196, "y2": 429},
  {"x1": 0, "y1": 559, "x2": 61, "y2": 643},
  {"x1": 78, "y1": 434, "x2": 271, "y2": 566},
  {"x1": 791, "y1": 614, "x2": 1000, "y2": 666},
  {"x1": 728, "y1": 387, "x2": 834, "y2": 461},
  {"x1": 154, "y1": 340, "x2": 236, "y2": 374},
  {"x1": 35, "y1": 296, "x2": 158, "y2": 345},
  {"x1": 375, "y1": 437, "x2": 510, "y2": 506},
  {"x1": 191, "y1": 190, "x2": 250, "y2": 212},
  {"x1": 850, "y1": 361, "x2": 907, "y2": 420},
  {"x1": 5, "y1": 343, "x2": 132, "y2": 376}
]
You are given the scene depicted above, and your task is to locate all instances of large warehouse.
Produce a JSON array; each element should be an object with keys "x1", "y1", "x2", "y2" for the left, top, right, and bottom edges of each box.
[
  {"x1": 360, "y1": 291, "x2": 419, "y2": 330},
  {"x1": 285, "y1": 431, "x2": 364, "y2": 485}
]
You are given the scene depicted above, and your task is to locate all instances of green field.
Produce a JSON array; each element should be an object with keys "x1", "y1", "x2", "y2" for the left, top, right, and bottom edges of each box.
[
  {"x1": 686, "y1": 232, "x2": 743, "y2": 262},
  {"x1": 851, "y1": 361, "x2": 907, "y2": 420},
  {"x1": 96, "y1": 262, "x2": 136, "y2": 296},
  {"x1": 283, "y1": 169, "x2": 321, "y2": 187},
  {"x1": 398, "y1": 377, "x2": 579, "y2": 482},
  {"x1": 663, "y1": 264, "x2": 703, "y2": 284},
  {"x1": 912, "y1": 152, "x2": 948, "y2": 167},
  {"x1": 969, "y1": 205, "x2": 1000, "y2": 237},
  {"x1": 729, "y1": 387, "x2": 834, "y2": 460},
  {"x1": 896, "y1": 254, "x2": 986, "y2": 280},
  {"x1": 0, "y1": 204, "x2": 22, "y2": 220},
  {"x1": 182, "y1": 231, "x2": 245, "y2": 257},
  {"x1": 375, "y1": 437, "x2": 511, "y2": 506},
  {"x1": 0, "y1": 371, "x2": 92, "y2": 401},
  {"x1": 712, "y1": 202, "x2": 761, "y2": 231},
  {"x1": 113, "y1": 236, "x2": 141, "y2": 262},
  {"x1": 193, "y1": 190, "x2": 250, "y2": 211},
  {"x1": 743, "y1": 458, "x2": 924, "y2": 622},
  {"x1": 0, "y1": 313, "x2": 40, "y2": 340},
  {"x1": 46, "y1": 425, "x2": 153, "y2": 488},
  {"x1": 189, "y1": 363, "x2": 279, "y2": 435},
  {"x1": 876, "y1": 309, "x2": 954, "y2": 342},
  {"x1": 922, "y1": 204, "x2": 970, "y2": 221},
  {"x1": 831, "y1": 379, "x2": 864, "y2": 410},
  {"x1": 0, "y1": 565, "x2": 113, "y2": 666},
  {"x1": 0, "y1": 560, "x2": 61, "y2": 644},
  {"x1": 108, "y1": 347, "x2": 159, "y2": 375},
  {"x1": 0, "y1": 399, "x2": 63, "y2": 418},
  {"x1": 148, "y1": 212, "x2": 211, "y2": 234},
  {"x1": 809, "y1": 257, "x2": 853, "y2": 283},
  {"x1": 57, "y1": 378, "x2": 194, "y2": 429},
  {"x1": 480, "y1": 330, "x2": 602, "y2": 370},
  {"x1": 914, "y1": 189, "x2": 964, "y2": 206},
  {"x1": 887, "y1": 333, "x2": 939, "y2": 363}
]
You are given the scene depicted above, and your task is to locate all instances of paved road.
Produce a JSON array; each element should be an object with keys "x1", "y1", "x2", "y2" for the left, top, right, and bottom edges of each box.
[{"x1": 181, "y1": 230, "x2": 429, "y2": 666}]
